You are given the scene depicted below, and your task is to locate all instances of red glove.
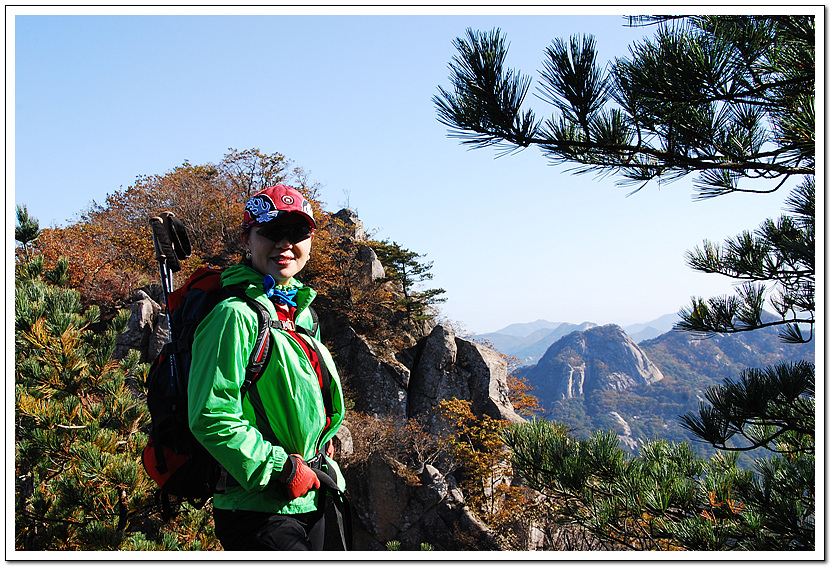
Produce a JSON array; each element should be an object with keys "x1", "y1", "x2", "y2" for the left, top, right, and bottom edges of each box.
[{"x1": 277, "y1": 454, "x2": 320, "y2": 500}]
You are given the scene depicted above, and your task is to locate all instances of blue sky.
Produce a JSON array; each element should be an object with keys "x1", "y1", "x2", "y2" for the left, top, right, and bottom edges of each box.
[{"x1": 11, "y1": 7, "x2": 809, "y2": 334}]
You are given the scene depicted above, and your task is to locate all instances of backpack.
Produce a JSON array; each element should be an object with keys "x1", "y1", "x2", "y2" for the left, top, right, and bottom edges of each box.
[{"x1": 141, "y1": 265, "x2": 319, "y2": 517}]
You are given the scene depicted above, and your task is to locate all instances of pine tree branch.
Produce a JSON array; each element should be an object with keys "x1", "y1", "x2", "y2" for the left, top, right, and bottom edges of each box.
[{"x1": 675, "y1": 316, "x2": 813, "y2": 336}]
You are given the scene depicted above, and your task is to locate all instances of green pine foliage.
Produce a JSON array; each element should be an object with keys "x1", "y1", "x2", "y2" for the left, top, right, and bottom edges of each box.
[
  {"x1": 678, "y1": 178, "x2": 814, "y2": 343},
  {"x1": 15, "y1": 204, "x2": 40, "y2": 260},
  {"x1": 503, "y1": 420, "x2": 812, "y2": 550},
  {"x1": 679, "y1": 361, "x2": 814, "y2": 455},
  {"x1": 14, "y1": 250, "x2": 216, "y2": 551},
  {"x1": 435, "y1": 15, "x2": 814, "y2": 194},
  {"x1": 369, "y1": 239, "x2": 446, "y2": 322},
  {"x1": 15, "y1": 254, "x2": 148, "y2": 549}
]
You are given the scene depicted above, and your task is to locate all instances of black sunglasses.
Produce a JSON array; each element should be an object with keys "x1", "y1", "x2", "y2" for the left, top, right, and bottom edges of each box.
[{"x1": 256, "y1": 223, "x2": 314, "y2": 244}]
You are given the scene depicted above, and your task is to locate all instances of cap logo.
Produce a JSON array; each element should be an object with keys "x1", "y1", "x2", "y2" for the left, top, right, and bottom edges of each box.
[
  {"x1": 281, "y1": 195, "x2": 295, "y2": 206},
  {"x1": 245, "y1": 195, "x2": 280, "y2": 224}
]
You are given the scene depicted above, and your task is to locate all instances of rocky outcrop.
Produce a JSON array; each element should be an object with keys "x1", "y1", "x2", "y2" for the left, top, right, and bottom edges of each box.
[
  {"x1": 318, "y1": 313, "x2": 523, "y2": 550},
  {"x1": 344, "y1": 452, "x2": 498, "y2": 551},
  {"x1": 356, "y1": 244, "x2": 385, "y2": 285},
  {"x1": 319, "y1": 310, "x2": 523, "y2": 433},
  {"x1": 114, "y1": 290, "x2": 168, "y2": 362},
  {"x1": 325, "y1": 323, "x2": 410, "y2": 419},
  {"x1": 525, "y1": 324, "x2": 664, "y2": 401},
  {"x1": 327, "y1": 209, "x2": 385, "y2": 286},
  {"x1": 318, "y1": 319, "x2": 522, "y2": 551},
  {"x1": 328, "y1": 208, "x2": 367, "y2": 241},
  {"x1": 407, "y1": 325, "x2": 523, "y2": 433}
]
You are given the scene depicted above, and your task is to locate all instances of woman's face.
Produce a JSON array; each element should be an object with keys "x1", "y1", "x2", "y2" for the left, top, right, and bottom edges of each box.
[{"x1": 242, "y1": 216, "x2": 314, "y2": 285}]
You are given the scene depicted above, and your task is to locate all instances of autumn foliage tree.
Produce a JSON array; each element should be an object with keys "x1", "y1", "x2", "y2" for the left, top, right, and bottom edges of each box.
[
  {"x1": 438, "y1": 398, "x2": 533, "y2": 548},
  {"x1": 506, "y1": 372, "x2": 542, "y2": 418}
]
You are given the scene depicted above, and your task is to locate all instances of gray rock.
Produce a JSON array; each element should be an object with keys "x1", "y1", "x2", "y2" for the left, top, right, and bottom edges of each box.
[
  {"x1": 328, "y1": 208, "x2": 366, "y2": 241},
  {"x1": 334, "y1": 424, "x2": 354, "y2": 457},
  {"x1": 408, "y1": 325, "x2": 523, "y2": 433},
  {"x1": 345, "y1": 452, "x2": 499, "y2": 551},
  {"x1": 327, "y1": 324, "x2": 409, "y2": 420},
  {"x1": 148, "y1": 314, "x2": 169, "y2": 362},
  {"x1": 114, "y1": 290, "x2": 162, "y2": 362},
  {"x1": 407, "y1": 325, "x2": 464, "y2": 429},
  {"x1": 355, "y1": 244, "x2": 385, "y2": 284},
  {"x1": 455, "y1": 337, "x2": 523, "y2": 423}
]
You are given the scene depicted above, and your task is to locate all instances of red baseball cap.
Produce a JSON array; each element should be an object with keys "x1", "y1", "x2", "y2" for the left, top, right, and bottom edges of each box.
[{"x1": 241, "y1": 185, "x2": 316, "y2": 230}]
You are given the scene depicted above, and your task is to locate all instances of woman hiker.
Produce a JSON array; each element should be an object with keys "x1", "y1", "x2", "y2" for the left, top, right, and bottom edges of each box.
[{"x1": 188, "y1": 185, "x2": 347, "y2": 551}]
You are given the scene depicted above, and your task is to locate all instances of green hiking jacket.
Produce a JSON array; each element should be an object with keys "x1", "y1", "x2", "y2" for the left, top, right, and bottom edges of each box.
[{"x1": 188, "y1": 264, "x2": 345, "y2": 514}]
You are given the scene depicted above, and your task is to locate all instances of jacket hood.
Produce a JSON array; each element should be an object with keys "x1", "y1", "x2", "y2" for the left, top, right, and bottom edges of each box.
[{"x1": 220, "y1": 264, "x2": 316, "y2": 313}]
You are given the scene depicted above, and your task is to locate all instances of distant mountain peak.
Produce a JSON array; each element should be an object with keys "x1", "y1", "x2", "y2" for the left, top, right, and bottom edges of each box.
[
  {"x1": 490, "y1": 319, "x2": 565, "y2": 338},
  {"x1": 526, "y1": 324, "x2": 664, "y2": 400}
]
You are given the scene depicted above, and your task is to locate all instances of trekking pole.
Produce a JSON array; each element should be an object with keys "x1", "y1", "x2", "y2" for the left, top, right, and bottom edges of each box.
[
  {"x1": 149, "y1": 213, "x2": 192, "y2": 395},
  {"x1": 149, "y1": 212, "x2": 192, "y2": 340}
]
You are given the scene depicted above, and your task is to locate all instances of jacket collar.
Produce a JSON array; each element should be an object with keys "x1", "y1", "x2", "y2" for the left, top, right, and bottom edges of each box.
[{"x1": 221, "y1": 264, "x2": 317, "y2": 313}]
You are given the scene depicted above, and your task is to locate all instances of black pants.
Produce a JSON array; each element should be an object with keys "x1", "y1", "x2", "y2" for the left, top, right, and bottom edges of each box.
[{"x1": 214, "y1": 507, "x2": 325, "y2": 551}]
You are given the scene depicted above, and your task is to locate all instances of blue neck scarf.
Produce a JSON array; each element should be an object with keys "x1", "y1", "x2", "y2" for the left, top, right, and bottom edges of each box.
[{"x1": 263, "y1": 275, "x2": 298, "y2": 307}]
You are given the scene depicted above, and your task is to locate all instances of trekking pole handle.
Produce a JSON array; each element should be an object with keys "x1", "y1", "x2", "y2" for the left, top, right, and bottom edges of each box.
[{"x1": 149, "y1": 212, "x2": 190, "y2": 273}]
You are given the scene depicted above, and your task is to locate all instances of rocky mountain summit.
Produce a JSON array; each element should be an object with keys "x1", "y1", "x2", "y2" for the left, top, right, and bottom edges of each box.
[
  {"x1": 117, "y1": 208, "x2": 524, "y2": 551},
  {"x1": 523, "y1": 324, "x2": 664, "y2": 400}
]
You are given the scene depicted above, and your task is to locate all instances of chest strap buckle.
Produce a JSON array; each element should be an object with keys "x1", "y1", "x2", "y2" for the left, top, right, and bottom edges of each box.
[{"x1": 271, "y1": 319, "x2": 296, "y2": 332}]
